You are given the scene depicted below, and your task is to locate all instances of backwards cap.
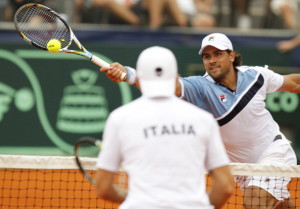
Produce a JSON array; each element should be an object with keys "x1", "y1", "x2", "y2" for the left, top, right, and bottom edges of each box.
[
  {"x1": 136, "y1": 46, "x2": 177, "y2": 98},
  {"x1": 199, "y1": 33, "x2": 233, "y2": 55}
]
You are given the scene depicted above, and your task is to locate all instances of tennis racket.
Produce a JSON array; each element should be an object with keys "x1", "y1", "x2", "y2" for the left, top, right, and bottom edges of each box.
[
  {"x1": 74, "y1": 137, "x2": 102, "y2": 185},
  {"x1": 14, "y1": 3, "x2": 127, "y2": 80}
]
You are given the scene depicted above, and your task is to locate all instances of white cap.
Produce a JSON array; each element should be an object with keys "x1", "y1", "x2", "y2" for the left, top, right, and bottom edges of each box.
[
  {"x1": 136, "y1": 46, "x2": 177, "y2": 98},
  {"x1": 199, "y1": 33, "x2": 233, "y2": 55}
]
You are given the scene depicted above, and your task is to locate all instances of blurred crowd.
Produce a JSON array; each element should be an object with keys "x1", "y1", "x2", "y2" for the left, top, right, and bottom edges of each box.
[
  {"x1": 0, "y1": 0, "x2": 299, "y2": 30},
  {"x1": 0, "y1": 0, "x2": 299, "y2": 52}
]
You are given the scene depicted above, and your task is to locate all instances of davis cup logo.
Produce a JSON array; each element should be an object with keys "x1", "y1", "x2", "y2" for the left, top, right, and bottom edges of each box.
[
  {"x1": 219, "y1": 95, "x2": 227, "y2": 102},
  {"x1": 0, "y1": 49, "x2": 132, "y2": 155}
]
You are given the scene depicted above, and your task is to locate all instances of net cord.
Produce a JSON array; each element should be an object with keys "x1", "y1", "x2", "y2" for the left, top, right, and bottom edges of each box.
[{"x1": 0, "y1": 154, "x2": 300, "y2": 177}]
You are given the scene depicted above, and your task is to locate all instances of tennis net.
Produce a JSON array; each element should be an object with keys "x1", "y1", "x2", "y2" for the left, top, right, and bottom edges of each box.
[{"x1": 0, "y1": 154, "x2": 299, "y2": 209}]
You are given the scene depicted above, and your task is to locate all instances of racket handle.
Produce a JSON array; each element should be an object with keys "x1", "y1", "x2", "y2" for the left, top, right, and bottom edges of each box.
[
  {"x1": 91, "y1": 55, "x2": 110, "y2": 68},
  {"x1": 91, "y1": 55, "x2": 127, "y2": 81}
]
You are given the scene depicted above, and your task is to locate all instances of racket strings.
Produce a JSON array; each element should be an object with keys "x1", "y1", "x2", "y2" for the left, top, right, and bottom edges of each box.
[{"x1": 15, "y1": 5, "x2": 71, "y2": 49}]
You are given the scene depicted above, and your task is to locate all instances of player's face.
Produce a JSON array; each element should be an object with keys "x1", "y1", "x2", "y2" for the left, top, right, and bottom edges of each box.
[{"x1": 201, "y1": 46, "x2": 235, "y2": 81}]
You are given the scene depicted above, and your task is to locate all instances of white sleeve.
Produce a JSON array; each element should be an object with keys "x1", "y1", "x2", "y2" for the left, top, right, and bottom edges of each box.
[
  {"x1": 258, "y1": 66, "x2": 284, "y2": 93},
  {"x1": 96, "y1": 111, "x2": 122, "y2": 172},
  {"x1": 205, "y1": 117, "x2": 230, "y2": 171}
]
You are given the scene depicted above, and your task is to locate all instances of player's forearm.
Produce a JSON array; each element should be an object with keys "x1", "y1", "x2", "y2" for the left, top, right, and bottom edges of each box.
[
  {"x1": 96, "y1": 184, "x2": 127, "y2": 203},
  {"x1": 104, "y1": 185, "x2": 127, "y2": 203},
  {"x1": 280, "y1": 74, "x2": 300, "y2": 93},
  {"x1": 208, "y1": 188, "x2": 232, "y2": 209},
  {"x1": 208, "y1": 166, "x2": 234, "y2": 209},
  {"x1": 95, "y1": 169, "x2": 127, "y2": 203}
]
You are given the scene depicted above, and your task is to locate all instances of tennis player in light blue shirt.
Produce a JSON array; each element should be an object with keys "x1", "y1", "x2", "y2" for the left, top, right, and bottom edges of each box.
[{"x1": 100, "y1": 33, "x2": 300, "y2": 209}]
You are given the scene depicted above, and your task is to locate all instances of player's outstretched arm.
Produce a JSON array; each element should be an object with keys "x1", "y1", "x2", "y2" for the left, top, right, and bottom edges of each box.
[
  {"x1": 208, "y1": 165, "x2": 234, "y2": 209},
  {"x1": 279, "y1": 74, "x2": 300, "y2": 93},
  {"x1": 100, "y1": 63, "x2": 182, "y2": 94}
]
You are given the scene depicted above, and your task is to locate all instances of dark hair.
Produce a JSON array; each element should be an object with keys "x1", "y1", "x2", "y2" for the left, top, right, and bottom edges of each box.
[{"x1": 226, "y1": 50, "x2": 242, "y2": 67}]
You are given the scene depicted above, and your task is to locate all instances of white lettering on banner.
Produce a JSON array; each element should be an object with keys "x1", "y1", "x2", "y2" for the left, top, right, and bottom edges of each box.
[{"x1": 266, "y1": 92, "x2": 299, "y2": 113}]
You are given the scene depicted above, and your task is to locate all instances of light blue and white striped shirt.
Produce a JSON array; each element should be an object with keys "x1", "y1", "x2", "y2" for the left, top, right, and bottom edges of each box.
[{"x1": 180, "y1": 66, "x2": 285, "y2": 163}]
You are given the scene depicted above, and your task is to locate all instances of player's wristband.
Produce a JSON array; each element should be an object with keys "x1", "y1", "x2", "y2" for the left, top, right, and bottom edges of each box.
[{"x1": 124, "y1": 66, "x2": 137, "y2": 85}]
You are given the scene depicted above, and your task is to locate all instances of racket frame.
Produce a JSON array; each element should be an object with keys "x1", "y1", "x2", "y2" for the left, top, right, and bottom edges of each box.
[
  {"x1": 14, "y1": 3, "x2": 126, "y2": 78},
  {"x1": 74, "y1": 137, "x2": 102, "y2": 185}
]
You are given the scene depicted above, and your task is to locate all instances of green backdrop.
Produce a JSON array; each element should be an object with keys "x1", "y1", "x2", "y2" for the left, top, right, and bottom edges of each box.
[{"x1": 0, "y1": 28, "x2": 299, "y2": 159}]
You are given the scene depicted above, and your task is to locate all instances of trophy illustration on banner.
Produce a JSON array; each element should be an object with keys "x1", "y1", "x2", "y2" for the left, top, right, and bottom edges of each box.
[{"x1": 56, "y1": 69, "x2": 109, "y2": 133}]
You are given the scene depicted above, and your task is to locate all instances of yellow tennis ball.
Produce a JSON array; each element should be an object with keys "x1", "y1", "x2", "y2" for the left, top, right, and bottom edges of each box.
[{"x1": 47, "y1": 39, "x2": 61, "y2": 53}]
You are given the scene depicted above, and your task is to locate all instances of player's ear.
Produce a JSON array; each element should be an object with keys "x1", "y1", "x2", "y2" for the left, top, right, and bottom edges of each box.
[{"x1": 229, "y1": 50, "x2": 235, "y2": 63}]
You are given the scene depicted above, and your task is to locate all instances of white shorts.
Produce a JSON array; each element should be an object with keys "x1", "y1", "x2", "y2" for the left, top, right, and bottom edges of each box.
[{"x1": 236, "y1": 138, "x2": 297, "y2": 201}]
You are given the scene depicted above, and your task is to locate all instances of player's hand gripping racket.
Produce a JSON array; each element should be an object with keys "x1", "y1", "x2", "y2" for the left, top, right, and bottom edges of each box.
[
  {"x1": 14, "y1": 3, "x2": 126, "y2": 80},
  {"x1": 74, "y1": 137, "x2": 102, "y2": 185}
]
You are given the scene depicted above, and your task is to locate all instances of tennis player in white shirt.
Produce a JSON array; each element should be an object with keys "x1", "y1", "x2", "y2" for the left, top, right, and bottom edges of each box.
[
  {"x1": 100, "y1": 33, "x2": 299, "y2": 209},
  {"x1": 95, "y1": 46, "x2": 234, "y2": 209}
]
